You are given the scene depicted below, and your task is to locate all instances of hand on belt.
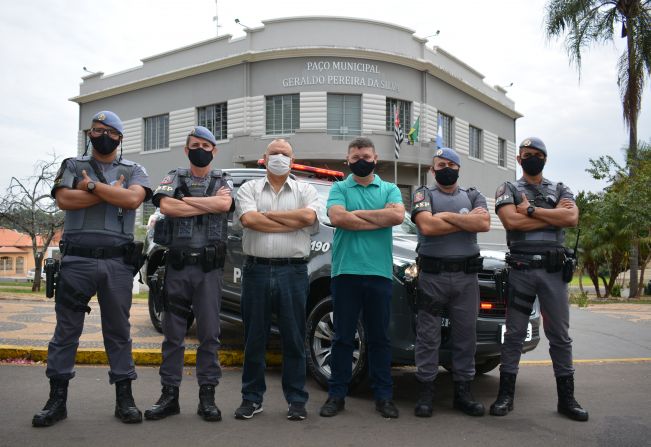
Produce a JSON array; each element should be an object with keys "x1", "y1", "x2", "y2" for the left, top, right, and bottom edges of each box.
[{"x1": 246, "y1": 256, "x2": 308, "y2": 265}]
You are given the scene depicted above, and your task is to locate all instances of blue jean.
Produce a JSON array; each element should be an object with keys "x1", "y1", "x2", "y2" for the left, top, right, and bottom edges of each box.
[
  {"x1": 240, "y1": 262, "x2": 309, "y2": 404},
  {"x1": 328, "y1": 274, "x2": 393, "y2": 400}
]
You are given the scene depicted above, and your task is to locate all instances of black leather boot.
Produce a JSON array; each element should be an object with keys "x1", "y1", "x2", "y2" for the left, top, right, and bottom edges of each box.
[
  {"x1": 453, "y1": 380, "x2": 485, "y2": 416},
  {"x1": 414, "y1": 380, "x2": 435, "y2": 417},
  {"x1": 490, "y1": 372, "x2": 517, "y2": 416},
  {"x1": 556, "y1": 375, "x2": 589, "y2": 421},
  {"x1": 144, "y1": 385, "x2": 180, "y2": 420},
  {"x1": 114, "y1": 380, "x2": 143, "y2": 423},
  {"x1": 197, "y1": 384, "x2": 222, "y2": 422},
  {"x1": 32, "y1": 378, "x2": 69, "y2": 427}
]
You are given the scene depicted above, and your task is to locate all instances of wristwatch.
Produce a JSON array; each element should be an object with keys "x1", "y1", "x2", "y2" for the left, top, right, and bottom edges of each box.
[
  {"x1": 86, "y1": 181, "x2": 96, "y2": 193},
  {"x1": 526, "y1": 205, "x2": 536, "y2": 217}
]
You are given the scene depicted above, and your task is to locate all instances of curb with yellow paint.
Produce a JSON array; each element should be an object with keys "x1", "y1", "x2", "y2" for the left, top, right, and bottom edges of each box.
[{"x1": 0, "y1": 345, "x2": 282, "y2": 367}]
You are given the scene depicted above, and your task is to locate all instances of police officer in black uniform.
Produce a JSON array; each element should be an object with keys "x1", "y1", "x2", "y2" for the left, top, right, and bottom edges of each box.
[
  {"x1": 411, "y1": 148, "x2": 490, "y2": 417},
  {"x1": 33, "y1": 111, "x2": 152, "y2": 427},
  {"x1": 491, "y1": 137, "x2": 588, "y2": 421},
  {"x1": 144, "y1": 126, "x2": 233, "y2": 422}
]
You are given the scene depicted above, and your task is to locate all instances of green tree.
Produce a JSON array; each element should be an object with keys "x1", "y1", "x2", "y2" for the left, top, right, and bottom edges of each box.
[{"x1": 545, "y1": 0, "x2": 651, "y2": 296}]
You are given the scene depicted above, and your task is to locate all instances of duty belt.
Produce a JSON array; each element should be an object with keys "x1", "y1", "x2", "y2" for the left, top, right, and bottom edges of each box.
[
  {"x1": 246, "y1": 256, "x2": 308, "y2": 265},
  {"x1": 417, "y1": 255, "x2": 483, "y2": 274},
  {"x1": 60, "y1": 242, "x2": 129, "y2": 259}
]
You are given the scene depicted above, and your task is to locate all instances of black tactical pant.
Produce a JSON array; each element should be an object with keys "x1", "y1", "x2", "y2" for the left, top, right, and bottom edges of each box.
[
  {"x1": 159, "y1": 265, "x2": 223, "y2": 387},
  {"x1": 415, "y1": 271, "x2": 479, "y2": 382},
  {"x1": 46, "y1": 255, "x2": 137, "y2": 384},
  {"x1": 500, "y1": 268, "x2": 574, "y2": 377}
]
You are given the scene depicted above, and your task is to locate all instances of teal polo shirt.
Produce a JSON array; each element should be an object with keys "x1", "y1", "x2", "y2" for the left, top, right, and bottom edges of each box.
[{"x1": 326, "y1": 174, "x2": 403, "y2": 279}]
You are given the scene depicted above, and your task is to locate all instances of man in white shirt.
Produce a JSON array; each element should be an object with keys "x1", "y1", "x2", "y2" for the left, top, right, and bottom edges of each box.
[{"x1": 232, "y1": 139, "x2": 319, "y2": 421}]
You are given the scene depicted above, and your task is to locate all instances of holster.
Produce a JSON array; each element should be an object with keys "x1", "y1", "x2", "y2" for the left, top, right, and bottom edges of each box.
[
  {"x1": 44, "y1": 258, "x2": 60, "y2": 299},
  {"x1": 124, "y1": 241, "x2": 146, "y2": 277},
  {"x1": 150, "y1": 265, "x2": 167, "y2": 314},
  {"x1": 202, "y1": 242, "x2": 226, "y2": 272},
  {"x1": 55, "y1": 270, "x2": 92, "y2": 314},
  {"x1": 495, "y1": 267, "x2": 509, "y2": 303},
  {"x1": 153, "y1": 217, "x2": 173, "y2": 246},
  {"x1": 415, "y1": 292, "x2": 447, "y2": 317},
  {"x1": 562, "y1": 256, "x2": 576, "y2": 283},
  {"x1": 545, "y1": 248, "x2": 565, "y2": 273}
]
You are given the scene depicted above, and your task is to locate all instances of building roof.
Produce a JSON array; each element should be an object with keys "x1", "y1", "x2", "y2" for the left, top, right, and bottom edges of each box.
[
  {"x1": 0, "y1": 247, "x2": 28, "y2": 254},
  {"x1": 71, "y1": 16, "x2": 521, "y2": 119},
  {"x1": 0, "y1": 228, "x2": 62, "y2": 249}
]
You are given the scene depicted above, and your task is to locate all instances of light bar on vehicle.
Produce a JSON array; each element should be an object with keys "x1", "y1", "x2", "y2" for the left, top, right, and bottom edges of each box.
[
  {"x1": 257, "y1": 159, "x2": 344, "y2": 179},
  {"x1": 480, "y1": 302, "x2": 493, "y2": 310}
]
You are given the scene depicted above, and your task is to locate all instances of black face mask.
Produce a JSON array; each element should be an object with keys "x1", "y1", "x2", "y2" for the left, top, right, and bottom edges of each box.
[
  {"x1": 349, "y1": 159, "x2": 376, "y2": 177},
  {"x1": 188, "y1": 148, "x2": 213, "y2": 168},
  {"x1": 434, "y1": 167, "x2": 459, "y2": 186},
  {"x1": 521, "y1": 157, "x2": 546, "y2": 176},
  {"x1": 90, "y1": 134, "x2": 120, "y2": 155}
]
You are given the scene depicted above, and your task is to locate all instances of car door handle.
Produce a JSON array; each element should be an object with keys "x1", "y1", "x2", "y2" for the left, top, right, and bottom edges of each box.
[{"x1": 227, "y1": 235, "x2": 242, "y2": 242}]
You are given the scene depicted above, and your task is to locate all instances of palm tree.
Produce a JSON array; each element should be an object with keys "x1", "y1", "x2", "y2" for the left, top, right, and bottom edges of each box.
[{"x1": 545, "y1": 0, "x2": 651, "y2": 297}]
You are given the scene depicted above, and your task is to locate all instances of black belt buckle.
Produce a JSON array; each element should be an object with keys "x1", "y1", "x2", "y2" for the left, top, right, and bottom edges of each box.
[
  {"x1": 92, "y1": 248, "x2": 104, "y2": 258},
  {"x1": 447, "y1": 262, "x2": 462, "y2": 273}
]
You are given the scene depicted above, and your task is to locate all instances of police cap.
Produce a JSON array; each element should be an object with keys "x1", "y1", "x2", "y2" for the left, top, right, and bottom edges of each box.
[
  {"x1": 519, "y1": 137, "x2": 547, "y2": 156},
  {"x1": 92, "y1": 111, "x2": 124, "y2": 135},
  {"x1": 188, "y1": 126, "x2": 217, "y2": 146},
  {"x1": 433, "y1": 147, "x2": 461, "y2": 167}
]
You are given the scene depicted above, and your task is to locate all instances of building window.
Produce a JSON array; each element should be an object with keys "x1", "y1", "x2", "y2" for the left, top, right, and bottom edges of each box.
[
  {"x1": 385, "y1": 98, "x2": 411, "y2": 135},
  {"x1": 327, "y1": 94, "x2": 361, "y2": 139},
  {"x1": 144, "y1": 114, "x2": 169, "y2": 151},
  {"x1": 498, "y1": 138, "x2": 506, "y2": 167},
  {"x1": 16, "y1": 256, "x2": 24, "y2": 274},
  {"x1": 438, "y1": 112, "x2": 453, "y2": 148},
  {"x1": 266, "y1": 94, "x2": 299, "y2": 135},
  {"x1": 198, "y1": 103, "x2": 227, "y2": 141},
  {"x1": 469, "y1": 125, "x2": 483, "y2": 159},
  {"x1": 0, "y1": 257, "x2": 12, "y2": 272}
]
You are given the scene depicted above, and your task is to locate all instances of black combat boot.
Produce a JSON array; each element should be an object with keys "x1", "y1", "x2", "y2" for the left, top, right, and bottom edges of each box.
[
  {"x1": 490, "y1": 372, "x2": 517, "y2": 416},
  {"x1": 197, "y1": 384, "x2": 222, "y2": 422},
  {"x1": 414, "y1": 380, "x2": 435, "y2": 417},
  {"x1": 453, "y1": 381, "x2": 485, "y2": 416},
  {"x1": 556, "y1": 375, "x2": 589, "y2": 421},
  {"x1": 32, "y1": 378, "x2": 69, "y2": 427},
  {"x1": 114, "y1": 379, "x2": 143, "y2": 423},
  {"x1": 144, "y1": 385, "x2": 180, "y2": 420}
]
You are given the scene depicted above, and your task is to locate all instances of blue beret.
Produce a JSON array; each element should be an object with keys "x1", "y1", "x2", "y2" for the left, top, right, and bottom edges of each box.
[
  {"x1": 188, "y1": 126, "x2": 217, "y2": 146},
  {"x1": 519, "y1": 137, "x2": 547, "y2": 156},
  {"x1": 434, "y1": 147, "x2": 461, "y2": 166},
  {"x1": 92, "y1": 111, "x2": 123, "y2": 134}
]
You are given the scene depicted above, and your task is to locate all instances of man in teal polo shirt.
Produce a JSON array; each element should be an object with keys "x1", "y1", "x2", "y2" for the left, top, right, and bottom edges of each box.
[{"x1": 319, "y1": 137, "x2": 405, "y2": 419}]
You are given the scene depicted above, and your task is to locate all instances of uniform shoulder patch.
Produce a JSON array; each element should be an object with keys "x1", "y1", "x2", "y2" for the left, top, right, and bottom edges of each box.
[
  {"x1": 495, "y1": 183, "x2": 506, "y2": 198},
  {"x1": 160, "y1": 175, "x2": 174, "y2": 185},
  {"x1": 414, "y1": 190, "x2": 426, "y2": 203}
]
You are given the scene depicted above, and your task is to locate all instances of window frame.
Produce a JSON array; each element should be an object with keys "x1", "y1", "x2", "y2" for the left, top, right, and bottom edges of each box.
[
  {"x1": 498, "y1": 137, "x2": 506, "y2": 167},
  {"x1": 197, "y1": 102, "x2": 228, "y2": 141},
  {"x1": 385, "y1": 98, "x2": 412, "y2": 135},
  {"x1": 326, "y1": 93, "x2": 362, "y2": 139},
  {"x1": 469, "y1": 125, "x2": 483, "y2": 160},
  {"x1": 438, "y1": 112, "x2": 454, "y2": 148},
  {"x1": 265, "y1": 94, "x2": 300, "y2": 135},
  {"x1": 144, "y1": 114, "x2": 170, "y2": 152}
]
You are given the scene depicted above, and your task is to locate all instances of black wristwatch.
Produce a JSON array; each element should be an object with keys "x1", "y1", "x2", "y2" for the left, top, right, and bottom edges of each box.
[
  {"x1": 526, "y1": 205, "x2": 536, "y2": 217},
  {"x1": 87, "y1": 181, "x2": 96, "y2": 193}
]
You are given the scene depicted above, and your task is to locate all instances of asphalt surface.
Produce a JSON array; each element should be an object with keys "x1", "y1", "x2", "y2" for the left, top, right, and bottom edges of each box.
[{"x1": 1, "y1": 362, "x2": 650, "y2": 447}]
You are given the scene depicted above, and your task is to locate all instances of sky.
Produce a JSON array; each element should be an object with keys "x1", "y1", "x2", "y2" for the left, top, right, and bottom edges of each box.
[{"x1": 1, "y1": 0, "x2": 649, "y2": 194}]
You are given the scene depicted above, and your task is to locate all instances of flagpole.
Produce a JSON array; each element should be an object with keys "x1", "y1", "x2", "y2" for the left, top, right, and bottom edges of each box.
[{"x1": 417, "y1": 139, "x2": 421, "y2": 185}]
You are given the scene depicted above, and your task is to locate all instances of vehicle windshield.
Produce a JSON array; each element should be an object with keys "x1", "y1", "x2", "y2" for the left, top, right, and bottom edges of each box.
[{"x1": 310, "y1": 182, "x2": 416, "y2": 235}]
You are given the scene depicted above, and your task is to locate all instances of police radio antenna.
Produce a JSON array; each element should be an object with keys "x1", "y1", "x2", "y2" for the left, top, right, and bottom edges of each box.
[{"x1": 212, "y1": 0, "x2": 220, "y2": 36}]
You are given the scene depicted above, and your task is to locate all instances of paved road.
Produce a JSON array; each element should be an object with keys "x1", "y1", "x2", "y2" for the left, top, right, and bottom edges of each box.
[{"x1": 1, "y1": 362, "x2": 649, "y2": 447}]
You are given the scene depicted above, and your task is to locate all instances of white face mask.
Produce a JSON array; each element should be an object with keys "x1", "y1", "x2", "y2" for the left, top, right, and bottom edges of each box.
[{"x1": 266, "y1": 154, "x2": 291, "y2": 175}]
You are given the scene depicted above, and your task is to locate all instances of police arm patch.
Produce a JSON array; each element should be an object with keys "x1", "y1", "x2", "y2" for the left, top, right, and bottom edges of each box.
[
  {"x1": 414, "y1": 190, "x2": 425, "y2": 203},
  {"x1": 160, "y1": 175, "x2": 173, "y2": 185}
]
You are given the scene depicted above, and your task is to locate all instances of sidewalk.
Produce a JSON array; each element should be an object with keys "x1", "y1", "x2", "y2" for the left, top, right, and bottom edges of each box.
[{"x1": 0, "y1": 294, "x2": 281, "y2": 367}]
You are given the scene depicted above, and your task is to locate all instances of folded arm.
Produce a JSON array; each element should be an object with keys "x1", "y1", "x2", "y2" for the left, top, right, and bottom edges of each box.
[
  {"x1": 437, "y1": 207, "x2": 490, "y2": 233},
  {"x1": 352, "y1": 203, "x2": 405, "y2": 228},
  {"x1": 328, "y1": 205, "x2": 383, "y2": 230}
]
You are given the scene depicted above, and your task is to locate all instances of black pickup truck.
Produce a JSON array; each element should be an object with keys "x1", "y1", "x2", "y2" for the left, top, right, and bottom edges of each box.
[{"x1": 143, "y1": 166, "x2": 540, "y2": 390}]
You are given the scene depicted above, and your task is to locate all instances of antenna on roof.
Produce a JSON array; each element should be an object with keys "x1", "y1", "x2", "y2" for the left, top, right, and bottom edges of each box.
[
  {"x1": 212, "y1": 0, "x2": 220, "y2": 36},
  {"x1": 235, "y1": 18, "x2": 250, "y2": 30}
]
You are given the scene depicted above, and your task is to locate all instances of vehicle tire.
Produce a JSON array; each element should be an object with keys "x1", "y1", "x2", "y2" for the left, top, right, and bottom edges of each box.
[
  {"x1": 305, "y1": 297, "x2": 367, "y2": 391},
  {"x1": 147, "y1": 288, "x2": 194, "y2": 333},
  {"x1": 474, "y1": 357, "x2": 500, "y2": 375}
]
